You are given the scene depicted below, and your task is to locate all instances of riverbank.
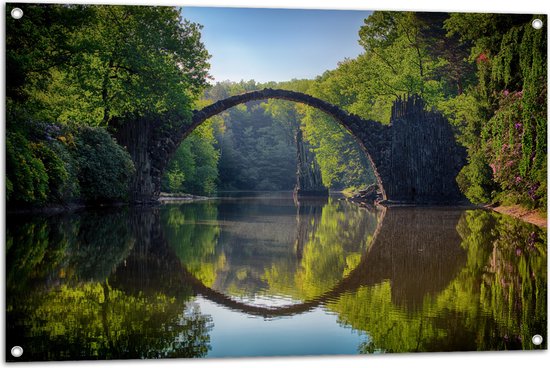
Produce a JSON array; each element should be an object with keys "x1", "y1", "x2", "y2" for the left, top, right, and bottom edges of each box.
[
  {"x1": 158, "y1": 192, "x2": 209, "y2": 202},
  {"x1": 486, "y1": 204, "x2": 547, "y2": 228},
  {"x1": 342, "y1": 188, "x2": 547, "y2": 229}
]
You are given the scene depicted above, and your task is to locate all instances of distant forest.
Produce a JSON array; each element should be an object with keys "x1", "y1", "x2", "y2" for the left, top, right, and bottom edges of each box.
[
  {"x1": 5, "y1": 6, "x2": 547, "y2": 210},
  {"x1": 161, "y1": 79, "x2": 374, "y2": 195}
]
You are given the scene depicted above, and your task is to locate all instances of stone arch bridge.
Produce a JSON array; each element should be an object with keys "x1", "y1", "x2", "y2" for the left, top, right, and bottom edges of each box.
[{"x1": 115, "y1": 89, "x2": 466, "y2": 204}]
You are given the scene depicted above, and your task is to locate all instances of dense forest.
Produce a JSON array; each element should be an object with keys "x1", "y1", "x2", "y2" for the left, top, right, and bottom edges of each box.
[{"x1": 5, "y1": 5, "x2": 547, "y2": 212}]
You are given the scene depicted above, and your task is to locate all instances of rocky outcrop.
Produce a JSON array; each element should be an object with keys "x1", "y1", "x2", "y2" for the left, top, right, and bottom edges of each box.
[{"x1": 347, "y1": 184, "x2": 383, "y2": 208}]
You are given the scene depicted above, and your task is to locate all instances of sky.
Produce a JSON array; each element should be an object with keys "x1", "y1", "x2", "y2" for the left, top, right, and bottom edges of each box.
[{"x1": 180, "y1": 7, "x2": 372, "y2": 83}]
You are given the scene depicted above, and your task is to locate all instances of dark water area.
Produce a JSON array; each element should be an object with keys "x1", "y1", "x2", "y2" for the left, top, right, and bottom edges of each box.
[{"x1": 5, "y1": 193, "x2": 547, "y2": 361}]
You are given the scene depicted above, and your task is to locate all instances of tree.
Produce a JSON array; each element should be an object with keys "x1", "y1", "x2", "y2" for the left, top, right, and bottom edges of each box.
[
  {"x1": 7, "y1": 4, "x2": 210, "y2": 127},
  {"x1": 444, "y1": 13, "x2": 547, "y2": 207},
  {"x1": 162, "y1": 122, "x2": 220, "y2": 196},
  {"x1": 5, "y1": 4, "x2": 212, "y2": 206}
]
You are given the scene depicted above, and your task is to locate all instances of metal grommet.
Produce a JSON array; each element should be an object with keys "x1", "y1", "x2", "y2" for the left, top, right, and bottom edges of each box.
[
  {"x1": 532, "y1": 334, "x2": 543, "y2": 345},
  {"x1": 532, "y1": 19, "x2": 543, "y2": 30},
  {"x1": 11, "y1": 8, "x2": 24, "y2": 19},
  {"x1": 11, "y1": 346, "x2": 23, "y2": 358}
]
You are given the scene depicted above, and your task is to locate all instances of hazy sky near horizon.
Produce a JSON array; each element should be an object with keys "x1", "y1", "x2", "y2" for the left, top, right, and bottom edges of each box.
[{"x1": 181, "y1": 7, "x2": 372, "y2": 83}]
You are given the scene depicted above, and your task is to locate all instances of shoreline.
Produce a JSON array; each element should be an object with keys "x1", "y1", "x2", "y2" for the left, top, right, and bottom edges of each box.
[
  {"x1": 158, "y1": 192, "x2": 210, "y2": 202},
  {"x1": 343, "y1": 191, "x2": 547, "y2": 229},
  {"x1": 485, "y1": 204, "x2": 547, "y2": 228},
  {"x1": 8, "y1": 194, "x2": 548, "y2": 229}
]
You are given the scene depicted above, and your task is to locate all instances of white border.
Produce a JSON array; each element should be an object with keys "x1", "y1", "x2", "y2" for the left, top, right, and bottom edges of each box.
[{"x1": 1, "y1": 1, "x2": 549, "y2": 368}]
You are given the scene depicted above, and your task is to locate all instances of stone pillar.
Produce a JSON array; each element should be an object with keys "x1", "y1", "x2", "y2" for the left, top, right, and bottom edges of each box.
[
  {"x1": 113, "y1": 116, "x2": 157, "y2": 203},
  {"x1": 379, "y1": 96, "x2": 467, "y2": 204}
]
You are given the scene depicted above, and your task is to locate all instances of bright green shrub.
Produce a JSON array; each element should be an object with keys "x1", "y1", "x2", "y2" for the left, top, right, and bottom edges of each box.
[{"x1": 456, "y1": 152, "x2": 496, "y2": 204}]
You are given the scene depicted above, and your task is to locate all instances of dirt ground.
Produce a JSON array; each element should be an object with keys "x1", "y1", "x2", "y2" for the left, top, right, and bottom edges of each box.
[{"x1": 488, "y1": 204, "x2": 547, "y2": 228}]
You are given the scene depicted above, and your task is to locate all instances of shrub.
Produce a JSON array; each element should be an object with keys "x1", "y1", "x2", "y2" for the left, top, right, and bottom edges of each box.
[
  {"x1": 32, "y1": 141, "x2": 72, "y2": 203},
  {"x1": 456, "y1": 152, "x2": 496, "y2": 204},
  {"x1": 6, "y1": 132, "x2": 49, "y2": 204},
  {"x1": 73, "y1": 126, "x2": 135, "y2": 203}
]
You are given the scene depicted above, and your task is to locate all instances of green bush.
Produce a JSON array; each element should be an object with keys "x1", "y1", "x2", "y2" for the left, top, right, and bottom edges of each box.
[
  {"x1": 456, "y1": 152, "x2": 497, "y2": 204},
  {"x1": 6, "y1": 132, "x2": 49, "y2": 204},
  {"x1": 161, "y1": 124, "x2": 219, "y2": 196},
  {"x1": 32, "y1": 142, "x2": 72, "y2": 203},
  {"x1": 48, "y1": 140, "x2": 80, "y2": 201},
  {"x1": 73, "y1": 126, "x2": 135, "y2": 203}
]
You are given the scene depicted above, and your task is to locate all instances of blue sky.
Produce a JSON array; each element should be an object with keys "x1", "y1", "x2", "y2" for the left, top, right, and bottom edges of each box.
[{"x1": 181, "y1": 7, "x2": 372, "y2": 83}]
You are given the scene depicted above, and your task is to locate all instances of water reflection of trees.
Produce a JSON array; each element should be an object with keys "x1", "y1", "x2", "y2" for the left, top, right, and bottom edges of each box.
[
  {"x1": 161, "y1": 203, "x2": 222, "y2": 287},
  {"x1": 6, "y1": 210, "x2": 213, "y2": 361},
  {"x1": 161, "y1": 198, "x2": 381, "y2": 301},
  {"x1": 6, "y1": 204, "x2": 546, "y2": 359},
  {"x1": 264, "y1": 198, "x2": 381, "y2": 300},
  {"x1": 329, "y1": 209, "x2": 547, "y2": 353}
]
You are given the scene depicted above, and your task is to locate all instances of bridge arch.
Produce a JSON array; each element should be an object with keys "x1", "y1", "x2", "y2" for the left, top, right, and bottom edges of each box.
[
  {"x1": 185, "y1": 88, "x2": 388, "y2": 199},
  {"x1": 118, "y1": 89, "x2": 465, "y2": 203}
]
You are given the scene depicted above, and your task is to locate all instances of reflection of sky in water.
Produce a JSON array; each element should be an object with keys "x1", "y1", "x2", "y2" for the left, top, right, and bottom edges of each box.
[
  {"x1": 234, "y1": 294, "x2": 303, "y2": 307},
  {"x1": 193, "y1": 296, "x2": 367, "y2": 357}
]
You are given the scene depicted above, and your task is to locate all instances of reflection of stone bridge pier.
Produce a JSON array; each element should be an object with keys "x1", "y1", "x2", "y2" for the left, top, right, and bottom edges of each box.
[{"x1": 112, "y1": 207, "x2": 468, "y2": 318}]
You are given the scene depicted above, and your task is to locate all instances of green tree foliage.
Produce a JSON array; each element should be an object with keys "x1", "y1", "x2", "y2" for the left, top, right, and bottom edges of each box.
[
  {"x1": 6, "y1": 4, "x2": 210, "y2": 126},
  {"x1": 354, "y1": 12, "x2": 473, "y2": 122},
  {"x1": 6, "y1": 121, "x2": 134, "y2": 206},
  {"x1": 300, "y1": 101, "x2": 376, "y2": 190},
  {"x1": 278, "y1": 77, "x2": 377, "y2": 190},
  {"x1": 162, "y1": 123, "x2": 220, "y2": 196},
  {"x1": 196, "y1": 79, "x2": 375, "y2": 193},
  {"x1": 217, "y1": 102, "x2": 297, "y2": 191},
  {"x1": 197, "y1": 80, "x2": 298, "y2": 192},
  {"x1": 5, "y1": 3, "x2": 211, "y2": 206},
  {"x1": 6, "y1": 132, "x2": 49, "y2": 204},
  {"x1": 301, "y1": 11, "x2": 545, "y2": 209},
  {"x1": 445, "y1": 14, "x2": 547, "y2": 207}
]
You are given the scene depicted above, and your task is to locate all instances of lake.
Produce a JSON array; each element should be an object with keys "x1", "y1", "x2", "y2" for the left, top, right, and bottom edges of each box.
[{"x1": 5, "y1": 193, "x2": 547, "y2": 360}]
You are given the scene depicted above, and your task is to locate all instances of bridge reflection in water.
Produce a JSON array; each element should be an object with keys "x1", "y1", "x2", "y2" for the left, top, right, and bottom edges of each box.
[
  {"x1": 163, "y1": 206, "x2": 468, "y2": 318},
  {"x1": 5, "y1": 197, "x2": 547, "y2": 360}
]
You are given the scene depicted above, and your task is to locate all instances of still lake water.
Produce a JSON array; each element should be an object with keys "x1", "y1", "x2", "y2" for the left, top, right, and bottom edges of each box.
[{"x1": 5, "y1": 193, "x2": 547, "y2": 360}]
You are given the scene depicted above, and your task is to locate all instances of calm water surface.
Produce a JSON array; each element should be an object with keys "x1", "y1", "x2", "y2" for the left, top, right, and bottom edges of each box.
[{"x1": 5, "y1": 193, "x2": 547, "y2": 360}]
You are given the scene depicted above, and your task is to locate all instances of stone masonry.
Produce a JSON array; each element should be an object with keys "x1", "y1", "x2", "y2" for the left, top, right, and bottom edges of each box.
[{"x1": 115, "y1": 89, "x2": 466, "y2": 204}]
